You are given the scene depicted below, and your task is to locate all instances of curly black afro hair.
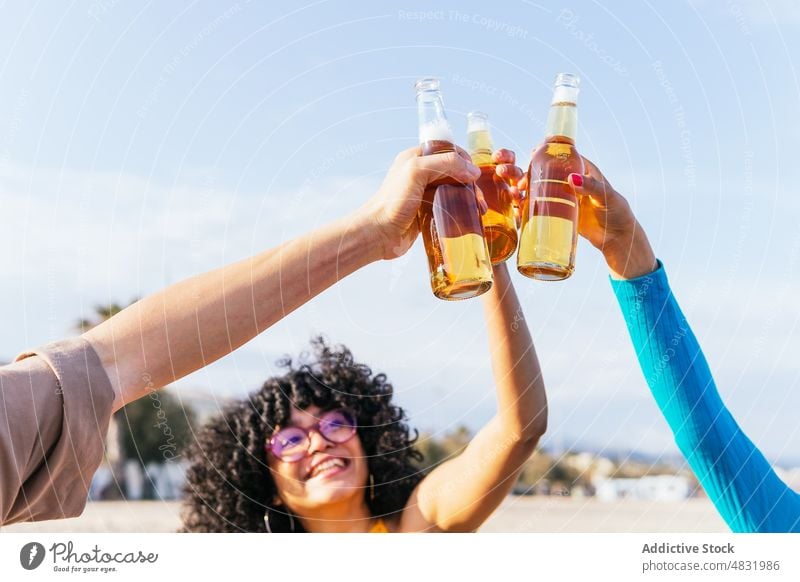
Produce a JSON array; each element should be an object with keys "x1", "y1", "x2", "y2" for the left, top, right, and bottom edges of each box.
[{"x1": 180, "y1": 337, "x2": 424, "y2": 532}]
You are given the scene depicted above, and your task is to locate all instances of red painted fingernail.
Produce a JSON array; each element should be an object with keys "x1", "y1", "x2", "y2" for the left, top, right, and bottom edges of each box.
[{"x1": 569, "y1": 173, "x2": 583, "y2": 187}]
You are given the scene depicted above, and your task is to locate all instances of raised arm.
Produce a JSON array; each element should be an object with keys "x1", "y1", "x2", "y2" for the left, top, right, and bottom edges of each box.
[
  {"x1": 403, "y1": 150, "x2": 547, "y2": 533},
  {"x1": 83, "y1": 147, "x2": 482, "y2": 411},
  {"x1": 570, "y1": 161, "x2": 800, "y2": 532}
]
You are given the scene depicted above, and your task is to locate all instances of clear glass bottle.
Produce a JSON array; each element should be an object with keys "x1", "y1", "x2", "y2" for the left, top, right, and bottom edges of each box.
[
  {"x1": 466, "y1": 111, "x2": 518, "y2": 264},
  {"x1": 517, "y1": 73, "x2": 584, "y2": 281},
  {"x1": 415, "y1": 78, "x2": 493, "y2": 300}
]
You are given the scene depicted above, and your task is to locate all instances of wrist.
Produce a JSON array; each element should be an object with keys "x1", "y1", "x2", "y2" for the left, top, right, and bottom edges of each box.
[
  {"x1": 348, "y1": 207, "x2": 387, "y2": 263},
  {"x1": 603, "y1": 225, "x2": 657, "y2": 280},
  {"x1": 484, "y1": 262, "x2": 510, "y2": 297}
]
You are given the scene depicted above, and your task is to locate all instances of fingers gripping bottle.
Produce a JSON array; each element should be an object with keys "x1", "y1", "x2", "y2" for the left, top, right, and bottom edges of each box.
[
  {"x1": 517, "y1": 73, "x2": 584, "y2": 281},
  {"x1": 466, "y1": 111, "x2": 518, "y2": 264},
  {"x1": 415, "y1": 78, "x2": 493, "y2": 300}
]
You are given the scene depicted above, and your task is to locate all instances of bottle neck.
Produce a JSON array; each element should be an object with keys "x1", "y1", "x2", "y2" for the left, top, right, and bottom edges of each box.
[
  {"x1": 545, "y1": 101, "x2": 578, "y2": 142},
  {"x1": 417, "y1": 91, "x2": 454, "y2": 146},
  {"x1": 467, "y1": 128, "x2": 494, "y2": 167}
]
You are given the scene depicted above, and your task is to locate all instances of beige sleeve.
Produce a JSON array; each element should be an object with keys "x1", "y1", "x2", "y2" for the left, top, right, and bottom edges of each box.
[{"x1": 0, "y1": 337, "x2": 114, "y2": 525}]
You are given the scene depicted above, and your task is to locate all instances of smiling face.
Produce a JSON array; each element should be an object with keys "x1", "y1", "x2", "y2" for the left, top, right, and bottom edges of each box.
[{"x1": 266, "y1": 405, "x2": 369, "y2": 516}]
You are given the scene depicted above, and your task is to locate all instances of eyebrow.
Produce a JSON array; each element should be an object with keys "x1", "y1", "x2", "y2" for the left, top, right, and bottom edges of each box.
[{"x1": 283, "y1": 411, "x2": 323, "y2": 430}]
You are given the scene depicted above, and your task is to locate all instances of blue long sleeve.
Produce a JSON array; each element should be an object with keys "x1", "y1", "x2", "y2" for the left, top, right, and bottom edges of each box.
[{"x1": 611, "y1": 262, "x2": 800, "y2": 532}]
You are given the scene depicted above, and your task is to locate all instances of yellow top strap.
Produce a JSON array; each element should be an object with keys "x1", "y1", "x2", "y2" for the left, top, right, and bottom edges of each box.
[{"x1": 369, "y1": 518, "x2": 389, "y2": 533}]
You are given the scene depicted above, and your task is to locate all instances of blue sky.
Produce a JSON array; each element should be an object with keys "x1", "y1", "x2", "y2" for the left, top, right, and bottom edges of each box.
[{"x1": 1, "y1": 0, "x2": 799, "y2": 464}]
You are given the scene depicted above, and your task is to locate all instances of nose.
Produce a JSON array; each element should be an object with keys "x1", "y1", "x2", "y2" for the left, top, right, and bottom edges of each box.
[{"x1": 307, "y1": 428, "x2": 333, "y2": 455}]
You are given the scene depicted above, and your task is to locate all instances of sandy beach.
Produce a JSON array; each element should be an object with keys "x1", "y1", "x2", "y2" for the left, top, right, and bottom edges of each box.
[{"x1": 1, "y1": 497, "x2": 727, "y2": 533}]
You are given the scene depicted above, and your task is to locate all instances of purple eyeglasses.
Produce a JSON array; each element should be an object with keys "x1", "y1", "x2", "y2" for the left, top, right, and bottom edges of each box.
[{"x1": 266, "y1": 408, "x2": 357, "y2": 462}]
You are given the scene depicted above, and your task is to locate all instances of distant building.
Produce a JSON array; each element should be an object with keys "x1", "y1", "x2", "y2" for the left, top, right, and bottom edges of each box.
[
  {"x1": 594, "y1": 475, "x2": 691, "y2": 502},
  {"x1": 563, "y1": 452, "x2": 615, "y2": 481}
]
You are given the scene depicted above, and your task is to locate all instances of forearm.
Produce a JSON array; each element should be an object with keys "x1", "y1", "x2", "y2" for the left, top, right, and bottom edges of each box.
[
  {"x1": 613, "y1": 266, "x2": 800, "y2": 532},
  {"x1": 84, "y1": 211, "x2": 382, "y2": 410},
  {"x1": 413, "y1": 266, "x2": 547, "y2": 531},
  {"x1": 481, "y1": 263, "x2": 547, "y2": 442}
]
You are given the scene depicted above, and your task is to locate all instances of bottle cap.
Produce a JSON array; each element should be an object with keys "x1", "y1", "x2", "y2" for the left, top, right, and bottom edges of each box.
[
  {"x1": 551, "y1": 73, "x2": 580, "y2": 104},
  {"x1": 466, "y1": 110, "x2": 491, "y2": 133}
]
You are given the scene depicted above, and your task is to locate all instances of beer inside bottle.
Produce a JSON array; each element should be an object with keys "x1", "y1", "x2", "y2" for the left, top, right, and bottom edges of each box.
[
  {"x1": 518, "y1": 73, "x2": 584, "y2": 281},
  {"x1": 466, "y1": 111, "x2": 518, "y2": 264},
  {"x1": 415, "y1": 78, "x2": 492, "y2": 300}
]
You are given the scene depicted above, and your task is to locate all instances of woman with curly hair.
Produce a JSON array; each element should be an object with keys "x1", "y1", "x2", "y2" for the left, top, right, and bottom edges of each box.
[
  {"x1": 181, "y1": 258, "x2": 547, "y2": 533},
  {"x1": 0, "y1": 140, "x2": 527, "y2": 526}
]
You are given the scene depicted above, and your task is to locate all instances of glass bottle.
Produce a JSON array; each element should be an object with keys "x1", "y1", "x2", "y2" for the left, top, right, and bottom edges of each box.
[
  {"x1": 466, "y1": 111, "x2": 518, "y2": 264},
  {"x1": 415, "y1": 78, "x2": 493, "y2": 300},
  {"x1": 517, "y1": 73, "x2": 584, "y2": 281}
]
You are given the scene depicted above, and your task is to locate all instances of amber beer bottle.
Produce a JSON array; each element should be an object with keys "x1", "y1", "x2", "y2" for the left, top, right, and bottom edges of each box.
[
  {"x1": 466, "y1": 111, "x2": 518, "y2": 264},
  {"x1": 517, "y1": 73, "x2": 584, "y2": 281},
  {"x1": 415, "y1": 78, "x2": 493, "y2": 300}
]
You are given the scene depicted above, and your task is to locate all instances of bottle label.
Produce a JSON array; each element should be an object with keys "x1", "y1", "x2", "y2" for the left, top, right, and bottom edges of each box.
[{"x1": 528, "y1": 178, "x2": 578, "y2": 221}]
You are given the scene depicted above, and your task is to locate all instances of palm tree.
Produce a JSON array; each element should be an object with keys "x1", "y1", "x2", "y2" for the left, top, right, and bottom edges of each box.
[{"x1": 76, "y1": 302, "x2": 127, "y2": 333}]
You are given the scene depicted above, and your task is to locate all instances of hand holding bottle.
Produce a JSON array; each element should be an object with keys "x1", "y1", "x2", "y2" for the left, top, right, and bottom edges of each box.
[
  {"x1": 566, "y1": 157, "x2": 657, "y2": 279},
  {"x1": 358, "y1": 145, "x2": 522, "y2": 263},
  {"x1": 359, "y1": 145, "x2": 480, "y2": 260},
  {"x1": 492, "y1": 148, "x2": 524, "y2": 197},
  {"x1": 475, "y1": 148, "x2": 524, "y2": 216}
]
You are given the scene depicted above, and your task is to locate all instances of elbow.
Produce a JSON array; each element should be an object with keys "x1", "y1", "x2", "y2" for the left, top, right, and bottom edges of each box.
[
  {"x1": 525, "y1": 408, "x2": 548, "y2": 443},
  {"x1": 515, "y1": 415, "x2": 547, "y2": 451},
  {"x1": 432, "y1": 517, "x2": 481, "y2": 533},
  {"x1": 494, "y1": 407, "x2": 548, "y2": 455}
]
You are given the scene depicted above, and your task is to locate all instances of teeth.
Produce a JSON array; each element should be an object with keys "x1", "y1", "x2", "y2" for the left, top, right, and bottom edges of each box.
[{"x1": 310, "y1": 459, "x2": 345, "y2": 478}]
